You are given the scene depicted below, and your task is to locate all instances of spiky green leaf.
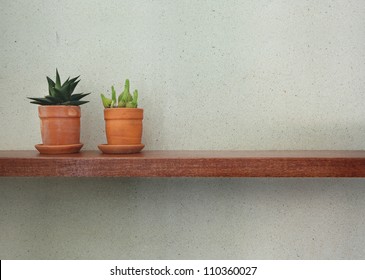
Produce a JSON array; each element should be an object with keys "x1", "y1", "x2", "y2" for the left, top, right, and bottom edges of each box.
[
  {"x1": 69, "y1": 76, "x2": 80, "y2": 84},
  {"x1": 55, "y1": 69, "x2": 61, "y2": 89},
  {"x1": 133, "y1": 89, "x2": 138, "y2": 104},
  {"x1": 70, "y1": 93, "x2": 90, "y2": 101},
  {"x1": 118, "y1": 100, "x2": 126, "y2": 108},
  {"x1": 45, "y1": 95, "x2": 62, "y2": 104},
  {"x1": 47, "y1": 77, "x2": 56, "y2": 97},
  {"x1": 61, "y1": 100, "x2": 89, "y2": 106},
  {"x1": 62, "y1": 77, "x2": 70, "y2": 87},
  {"x1": 28, "y1": 97, "x2": 53, "y2": 104},
  {"x1": 117, "y1": 93, "x2": 123, "y2": 103},
  {"x1": 71, "y1": 100, "x2": 88, "y2": 106},
  {"x1": 126, "y1": 101, "x2": 137, "y2": 108},
  {"x1": 68, "y1": 80, "x2": 79, "y2": 97},
  {"x1": 54, "y1": 87, "x2": 70, "y2": 102},
  {"x1": 111, "y1": 86, "x2": 117, "y2": 105},
  {"x1": 46, "y1": 77, "x2": 55, "y2": 87},
  {"x1": 124, "y1": 79, "x2": 130, "y2": 92},
  {"x1": 121, "y1": 79, "x2": 131, "y2": 103},
  {"x1": 101, "y1": 94, "x2": 112, "y2": 108},
  {"x1": 30, "y1": 101, "x2": 46, "y2": 105}
]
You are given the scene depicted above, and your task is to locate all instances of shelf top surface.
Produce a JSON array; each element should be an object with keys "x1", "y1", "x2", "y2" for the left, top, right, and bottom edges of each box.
[{"x1": 1, "y1": 150, "x2": 365, "y2": 159}]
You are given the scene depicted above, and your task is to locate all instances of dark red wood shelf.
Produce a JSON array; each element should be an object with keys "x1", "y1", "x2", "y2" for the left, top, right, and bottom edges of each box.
[{"x1": 0, "y1": 150, "x2": 365, "y2": 177}]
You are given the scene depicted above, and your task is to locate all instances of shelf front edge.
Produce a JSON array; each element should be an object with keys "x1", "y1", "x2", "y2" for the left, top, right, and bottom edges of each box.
[{"x1": 1, "y1": 151, "x2": 365, "y2": 177}]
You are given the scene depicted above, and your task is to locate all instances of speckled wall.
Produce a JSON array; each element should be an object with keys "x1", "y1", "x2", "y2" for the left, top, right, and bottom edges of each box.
[{"x1": 0, "y1": 0, "x2": 365, "y2": 259}]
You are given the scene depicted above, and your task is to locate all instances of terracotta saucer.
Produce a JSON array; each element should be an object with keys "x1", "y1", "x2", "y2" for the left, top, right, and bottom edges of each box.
[
  {"x1": 98, "y1": 144, "x2": 145, "y2": 154},
  {"x1": 35, "y1": 143, "x2": 83, "y2": 154}
]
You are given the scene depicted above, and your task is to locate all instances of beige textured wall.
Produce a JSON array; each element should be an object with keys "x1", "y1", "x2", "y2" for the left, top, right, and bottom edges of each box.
[{"x1": 0, "y1": 0, "x2": 365, "y2": 259}]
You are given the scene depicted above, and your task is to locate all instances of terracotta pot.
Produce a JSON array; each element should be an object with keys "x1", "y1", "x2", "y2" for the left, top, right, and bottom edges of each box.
[
  {"x1": 104, "y1": 108, "x2": 143, "y2": 145},
  {"x1": 38, "y1": 106, "x2": 81, "y2": 145}
]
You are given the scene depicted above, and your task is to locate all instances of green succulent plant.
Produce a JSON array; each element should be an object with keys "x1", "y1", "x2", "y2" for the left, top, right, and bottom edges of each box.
[
  {"x1": 101, "y1": 79, "x2": 138, "y2": 108},
  {"x1": 28, "y1": 69, "x2": 90, "y2": 106}
]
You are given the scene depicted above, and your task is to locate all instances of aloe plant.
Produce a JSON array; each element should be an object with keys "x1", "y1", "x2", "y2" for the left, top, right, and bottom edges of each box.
[
  {"x1": 101, "y1": 79, "x2": 138, "y2": 108},
  {"x1": 28, "y1": 69, "x2": 90, "y2": 106}
]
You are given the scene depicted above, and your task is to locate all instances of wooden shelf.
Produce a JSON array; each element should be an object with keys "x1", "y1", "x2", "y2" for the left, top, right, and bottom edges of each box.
[{"x1": 0, "y1": 150, "x2": 364, "y2": 177}]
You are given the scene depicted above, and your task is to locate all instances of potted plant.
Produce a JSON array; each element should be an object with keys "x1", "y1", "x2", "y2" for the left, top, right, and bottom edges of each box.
[
  {"x1": 98, "y1": 79, "x2": 144, "y2": 154},
  {"x1": 28, "y1": 69, "x2": 90, "y2": 154}
]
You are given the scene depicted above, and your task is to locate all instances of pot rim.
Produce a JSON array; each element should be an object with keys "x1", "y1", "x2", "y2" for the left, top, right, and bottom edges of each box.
[
  {"x1": 38, "y1": 105, "x2": 80, "y2": 108},
  {"x1": 104, "y1": 107, "x2": 143, "y2": 120},
  {"x1": 104, "y1": 107, "x2": 143, "y2": 111},
  {"x1": 38, "y1": 105, "x2": 81, "y2": 118}
]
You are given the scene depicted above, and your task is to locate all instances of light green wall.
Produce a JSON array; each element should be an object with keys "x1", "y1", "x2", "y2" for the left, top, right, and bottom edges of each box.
[{"x1": 1, "y1": 0, "x2": 365, "y2": 259}]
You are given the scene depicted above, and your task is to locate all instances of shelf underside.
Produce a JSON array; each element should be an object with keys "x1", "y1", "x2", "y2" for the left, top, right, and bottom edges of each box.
[{"x1": 0, "y1": 150, "x2": 365, "y2": 177}]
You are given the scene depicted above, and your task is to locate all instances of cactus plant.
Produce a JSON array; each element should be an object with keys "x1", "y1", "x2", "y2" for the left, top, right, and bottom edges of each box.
[
  {"x1": 101, "y1": 79, "x2": 138, "y2": 108},
  {"x1": 28, "y1": 69, "x2": 90, "y2": 106}
]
